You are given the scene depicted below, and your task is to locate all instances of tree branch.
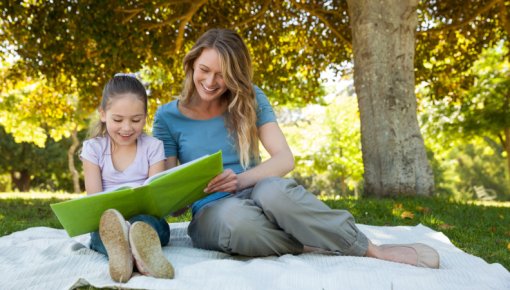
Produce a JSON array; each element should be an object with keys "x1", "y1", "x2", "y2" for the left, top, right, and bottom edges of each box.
[
  {"x1": 291, "y1": 1, "x2": 352, "y2": 49},
  {"x1": 144, "y1": 16, "x2": 180, "y2": 30},
  {"x1": 234, "y1": 0, "x2": 271, "y2": 28},
  {"x1": 115, "y1": 7, "x2": 145, "y2": 24},
  {"x1": 497, "y1": 0, "x2": 510, "y2": 36},
  {"x1": 174, "y1": 0, "x2": 208, "y2": 53},
  {"x1": 418, "y1": 0, "x2": 500, "y2": 35},
  {"x1": 498, "y1": 131, "x2": 505, "y2": 149}
]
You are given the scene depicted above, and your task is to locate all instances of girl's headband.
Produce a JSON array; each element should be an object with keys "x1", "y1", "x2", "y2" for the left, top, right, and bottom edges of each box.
[{"x1": 114, "y1": 72, "x2": 138, "y2": 78}]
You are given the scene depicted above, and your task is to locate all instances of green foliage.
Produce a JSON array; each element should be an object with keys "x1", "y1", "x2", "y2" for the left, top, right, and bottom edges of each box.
[
  {"x1": 423, "y1": 134, "x2": 510, "y2": 200},
  {"x1": 0, "y1": 125, "x2": 84, "y2": 192},
  {"x1": 2, "y1": 0, "x2": 505, "y2": 107},
  {"x1": 0, "y1": 59, "x2": 85, "y2": 149},
  {"x1": 2, "y1": 0, "x2": 509, "y2": 197},
  {"x1": 449, "y1": 140, "x2": 509, "y2": 198},
  {"x1": 415, "y1": 0, "x2": 505, "y2": 98},
  {"x1": 281, "y1": 81, "x2": 363, "y2": 196},
  {"x1": 461, "y1": 43, "x2": 510, "y2": 136},
  {"x1": 0, "y1": 0, "x2": 350, "y2": 107},
  {"x1": 418, "y1": 43, "x2": 510, "y2": 200}
]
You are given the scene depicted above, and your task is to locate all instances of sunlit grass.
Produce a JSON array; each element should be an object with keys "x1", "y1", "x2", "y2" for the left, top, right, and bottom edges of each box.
[{"x1": 0, "y1": 191, "x2": 85, "y2": 200}]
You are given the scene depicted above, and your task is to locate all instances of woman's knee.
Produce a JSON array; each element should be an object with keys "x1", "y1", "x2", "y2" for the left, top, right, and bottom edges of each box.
[
  {"x1": 251, "y1": 177, "x2": 298, "y2": 209},
  {"x1": 189, "y1": 198, "x2": 253, "y2": 251},
  {"x1": 219, "y1": 215, "x2": 277, "y2": 256},
  {"x1": 210, "y1": 199, "x2": 270, "y2": 254}
]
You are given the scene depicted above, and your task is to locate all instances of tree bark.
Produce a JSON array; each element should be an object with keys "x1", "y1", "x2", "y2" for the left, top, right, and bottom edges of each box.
[
  {"x1": 504, "y1": 127, "x2": 510, "y2": 185},
  {"x1": 68, "y1": 128, "x2": 81, "y2": 193},
  {"x1": 347, "y1": 0, "x2": 434, "y2": 196},
  {"x1": 11, "y1": 169, "x2": 30, "y2": 192}
]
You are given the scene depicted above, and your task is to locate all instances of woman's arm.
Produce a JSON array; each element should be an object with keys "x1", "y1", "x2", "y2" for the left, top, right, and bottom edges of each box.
[
  {"x1": 239, "y1": 122, "x2": 294, "y2": 188},
  {"x1": 205, "y1": 122, "x2": 294, "y2": 193},
  {"x1": 163, "y1": 156, "x2": 178, "y2": 169},
  {"x1": 82, "y1": 159, "x2": 103, "y2": 195}
]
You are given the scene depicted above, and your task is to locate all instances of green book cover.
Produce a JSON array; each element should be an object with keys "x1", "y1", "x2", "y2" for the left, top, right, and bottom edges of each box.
[{"x1": 51, "y1": 150, "x2": 223, "y2": 237}]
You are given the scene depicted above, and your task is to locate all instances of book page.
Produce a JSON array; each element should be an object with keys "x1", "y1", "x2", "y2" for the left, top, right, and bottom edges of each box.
[
  {"x1": 82, "y1": 183, "x2": 138, "y2": 198},
  {"x1": 144, "y1": 154, "x2": 210, "y2": 185}
]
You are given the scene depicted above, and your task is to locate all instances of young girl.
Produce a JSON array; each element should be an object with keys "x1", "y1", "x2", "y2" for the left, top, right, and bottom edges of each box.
[{"x1": 80, "y1": 74, "x2": 174, "y2": 282}]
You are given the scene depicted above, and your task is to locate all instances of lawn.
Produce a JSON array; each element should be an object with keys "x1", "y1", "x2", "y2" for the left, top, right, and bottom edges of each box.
[{"x1": 0, "y1": 192, "x2": 508, "y2": 271}]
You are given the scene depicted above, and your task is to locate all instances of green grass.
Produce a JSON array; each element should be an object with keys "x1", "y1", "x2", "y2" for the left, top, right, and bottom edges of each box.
[
  {"x1": 0, "y1": 192, "x2": 509, "y2": 271},
  {"x1": 322, "y1": 195, "x2": 510, "y2": 270}
]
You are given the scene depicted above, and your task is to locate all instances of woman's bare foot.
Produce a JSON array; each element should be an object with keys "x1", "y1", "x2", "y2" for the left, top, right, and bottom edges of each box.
[
  {"x1": 366, "y1": 241, "x2": 418, "y2": 265},
  {"x1": 365, "y1": 240, "x2": 440, "y2": 268}
]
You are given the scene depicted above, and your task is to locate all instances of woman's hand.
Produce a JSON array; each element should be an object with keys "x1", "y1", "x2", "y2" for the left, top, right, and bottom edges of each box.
[{"x1": 204, "y1": 169, "x2": 238, "y2": 193}]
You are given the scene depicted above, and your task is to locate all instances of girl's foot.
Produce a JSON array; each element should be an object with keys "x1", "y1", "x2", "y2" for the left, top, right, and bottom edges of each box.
[
  {"x1": 366, "y1": 241, "x2": 440, "y2": 268},
  {"x1": 99, "y1": 209, "x2": 133, "y2": 282},
  {"x1": 129, "y1": 222, "x2": 175, "y2": 279}
]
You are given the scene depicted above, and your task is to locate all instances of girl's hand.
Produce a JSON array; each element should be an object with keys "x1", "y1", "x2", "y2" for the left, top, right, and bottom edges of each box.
[{"x1": 204, "y1": 169, "x2": 238, "y2": 193}]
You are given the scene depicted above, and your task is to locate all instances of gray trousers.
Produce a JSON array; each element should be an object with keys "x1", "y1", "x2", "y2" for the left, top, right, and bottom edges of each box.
[{"x1": 188, "y1": 177, "x2": 368, "y2": 257}]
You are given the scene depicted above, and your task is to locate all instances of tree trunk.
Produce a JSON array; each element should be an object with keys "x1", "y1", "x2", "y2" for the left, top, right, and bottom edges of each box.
[
  {"x1": 68, "y1": 128, "x2": 81, "y2": 193},
  {"x1": 11, "y1": 169, "x2": 30, "y2": 192},
  {"x1": 347, "y1": 0, "x2": 434, "y2": 196},
  {"x1": 504, "y1": 127, "x2": 510, "y2": 185}
]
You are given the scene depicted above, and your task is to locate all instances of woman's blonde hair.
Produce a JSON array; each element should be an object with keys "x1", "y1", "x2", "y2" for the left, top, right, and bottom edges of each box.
[{"x1": 181, "y1": 28, "x2": 259, "y2": 169}]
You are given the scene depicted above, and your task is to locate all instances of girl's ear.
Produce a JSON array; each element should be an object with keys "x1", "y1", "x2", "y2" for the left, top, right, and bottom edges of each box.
[{"x1": 99, "y1": 108, "x2": 106, "y2": 123}]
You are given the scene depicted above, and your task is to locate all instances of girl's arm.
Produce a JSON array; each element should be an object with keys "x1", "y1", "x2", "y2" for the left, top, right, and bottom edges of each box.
[
  {"x1": 82, "y1": 159, "x2": 104, "y2": 195},
  {"x1": 204, "y1": 122, "x2": 294, "y2": 193},
  {"x1": 148, "y1": 160, "x2": 165, "y2": 177}
]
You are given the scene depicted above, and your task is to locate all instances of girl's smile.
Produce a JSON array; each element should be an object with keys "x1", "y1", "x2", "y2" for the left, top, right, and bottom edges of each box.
[{"x1": 100, "y1": 93, "x2": 146, "y2": 147}]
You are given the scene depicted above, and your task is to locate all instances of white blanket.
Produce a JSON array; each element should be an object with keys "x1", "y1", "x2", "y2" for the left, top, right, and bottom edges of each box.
[{"x1": 0, "y1": 222, "x2": 508, "y2": 290}]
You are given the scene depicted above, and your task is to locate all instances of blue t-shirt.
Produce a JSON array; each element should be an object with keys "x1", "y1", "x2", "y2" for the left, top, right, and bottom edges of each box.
[{"x1": 153, "y1": 86, "x2": 277, "y2": 214}]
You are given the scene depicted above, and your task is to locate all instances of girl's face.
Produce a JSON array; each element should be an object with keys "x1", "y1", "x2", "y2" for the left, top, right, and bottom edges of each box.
[
  {"x1": 193, "y1": 48, "x2": 228, "y2": 102},
  {"x1": 100, "y1": 93, "x2": 146, "y2": 147}
]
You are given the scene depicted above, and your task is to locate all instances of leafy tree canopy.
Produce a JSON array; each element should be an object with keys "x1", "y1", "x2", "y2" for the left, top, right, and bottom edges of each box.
[
  {"x1": 416, "y1": 0, "x2": 509, "y2": 99},
  {"x1": 0, "y1": 0, "x2": 508, "y2": 147},
  {"x1": 0, "y1": 60, "x2": 83, "y2": 146},
  {"x1": 2, "y1": 0, "x2": 505, "y2": 108}
]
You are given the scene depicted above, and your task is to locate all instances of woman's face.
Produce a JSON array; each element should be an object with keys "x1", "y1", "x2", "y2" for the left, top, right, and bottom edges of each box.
[{"x1": 193, "y1": 48, "x2": 228, "y2": 102}]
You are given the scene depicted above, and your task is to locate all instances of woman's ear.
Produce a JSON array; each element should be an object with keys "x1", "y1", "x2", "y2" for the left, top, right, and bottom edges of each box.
[{"x1": 99, "y1": 108, "x2": 106, "y2": 123}]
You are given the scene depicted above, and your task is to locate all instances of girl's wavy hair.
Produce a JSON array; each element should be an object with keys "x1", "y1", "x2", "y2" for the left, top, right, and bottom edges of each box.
[
  {"x1": 88, "y1": 74, "x2": 148, "y2": 139},
  {"x1": 181, "y1": 28, "x2": 259, "y2": 169}
]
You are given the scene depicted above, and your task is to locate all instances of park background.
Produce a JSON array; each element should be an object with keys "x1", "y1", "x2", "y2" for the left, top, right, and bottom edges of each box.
[{"x1": 0, "y1": 0, "x2": 509, "y2": 270}]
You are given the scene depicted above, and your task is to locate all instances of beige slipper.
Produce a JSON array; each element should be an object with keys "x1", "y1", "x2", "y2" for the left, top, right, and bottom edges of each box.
[
  {"x1": 99, "y1": 209, "x2": 133, "y2": 282},
  {"x1": 380, "y1": 243, "x2": 440, "y2": 269},
  {"x1": 129, "y1": 222, "x2": 175, "y2": 279}
]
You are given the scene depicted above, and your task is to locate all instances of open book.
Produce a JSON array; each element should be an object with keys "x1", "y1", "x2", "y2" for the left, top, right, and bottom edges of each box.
[{"x1": 51, "y1": 150, "x2": 223, "y2": 237}]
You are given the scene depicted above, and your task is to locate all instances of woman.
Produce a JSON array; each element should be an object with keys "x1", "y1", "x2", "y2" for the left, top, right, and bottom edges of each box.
[{"x1": 153, "y1": 28, "x2": 439, "y2": 268}]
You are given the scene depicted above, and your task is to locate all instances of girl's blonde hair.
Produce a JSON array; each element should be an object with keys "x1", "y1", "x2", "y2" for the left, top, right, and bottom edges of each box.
[
  {"x1": 181, "y1": 29, "x2": 259, "y2": 169},
  {"x1": 88, "y1": 74, "x2": 148, "y2": 139}
]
